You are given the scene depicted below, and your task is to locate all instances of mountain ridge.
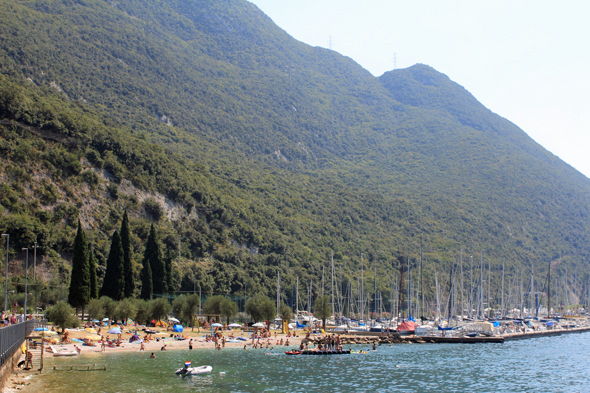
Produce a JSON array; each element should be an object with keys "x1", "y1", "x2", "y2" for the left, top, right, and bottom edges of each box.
[{"x1": 0, "y1": 0, "x2": 589, "y2": 303}]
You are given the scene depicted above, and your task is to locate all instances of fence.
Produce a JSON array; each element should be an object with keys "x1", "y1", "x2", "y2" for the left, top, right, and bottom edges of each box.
[{"x1": 0, "y1": 319, "x2": 45, "y2": 369}]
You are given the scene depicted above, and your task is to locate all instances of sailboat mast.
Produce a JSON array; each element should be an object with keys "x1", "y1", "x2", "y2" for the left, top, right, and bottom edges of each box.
[
  {"x1": 361, "y1": 253, "x2": 364, "y2": 321},
  {"x1": 374, "y1": 258, "x2": 377, "y2": 318},
  {"x1": 296, "y1": 276, "x2": 299, "y2": 314},
  {"x1": 460, "y1": 249, "x2": 464, "y2": 321},
  {"x1": 331, "y1": 250, "x2": 335, "y2": 318},
  {"x1": 419, "y1": 243, "x2": 423, "y2": 320},
  {"x1": 501, "y1": 258, "x2": 505, "y2": 319},
  {"x1": 398, "y1": 249, "x2": 405, "y2": 320}
]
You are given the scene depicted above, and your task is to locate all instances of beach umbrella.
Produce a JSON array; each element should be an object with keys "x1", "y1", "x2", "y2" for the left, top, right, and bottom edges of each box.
[
  {"x1": 102, "y1": 318, "x2": 110, "y2": 322},
  {"x1": 92, "y1": 319, "x2": 100, "y2": 323},
  {"x1": 211, "y1": 323, "x2": 223, "y2": 327},
  {"x1": 168, "y1": 317, "x2": 180, "y2": 323},
  {"x1": 34, "y1": 327, "x2": 49, "y2": 331},
  {"x1": 228, "y1": 323, "x2": 242, "y2": 328},
  {"x1": 108, "y1": 327, "x2": 122, "y2": 334},
  {"x1": 85, "y1": 328, "x2": 97, "y2": 334},
  {"x1": 252, "y1": 322, "x2": 265, "y2": 328}
]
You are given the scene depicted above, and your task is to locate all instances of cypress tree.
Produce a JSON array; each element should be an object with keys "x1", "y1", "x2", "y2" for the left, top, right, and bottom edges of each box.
[
  {"x1": 101, "y1": 230, "x2": 125, "y2": 301},
  {"x1": 140, "y1": 249, "x2": 153, "y2": 300},
  {"x1": 165, "y1": 258, "x2": 173, "y2": 294},
  {"x1": 121, "y1": 210, "x2": 134, "y2": 298},
  {"x1": 88, "y1": 246, "x2": 98, "y2": 300},
  {"x1": 144, "y1": 224, "x2": 167, "y2": 295},
  {"x1": 68, "y1": 219, "x2": 90, "y2": 318}
]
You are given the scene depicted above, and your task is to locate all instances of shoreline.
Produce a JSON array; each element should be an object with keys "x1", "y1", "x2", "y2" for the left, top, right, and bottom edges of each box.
[{"x1": 3, "y1": 327, "x2": 306, "y2": 392}]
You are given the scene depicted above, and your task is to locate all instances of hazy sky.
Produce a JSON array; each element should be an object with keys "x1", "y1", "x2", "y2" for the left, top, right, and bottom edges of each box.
[{"x1": 248, "y1": 0, "x2": 590, "y2": 178}]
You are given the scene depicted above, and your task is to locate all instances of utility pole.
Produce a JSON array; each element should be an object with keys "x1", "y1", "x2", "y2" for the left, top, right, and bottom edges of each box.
[{"x1": 33, "y1": 240, "x2": 37, "y2": 281}]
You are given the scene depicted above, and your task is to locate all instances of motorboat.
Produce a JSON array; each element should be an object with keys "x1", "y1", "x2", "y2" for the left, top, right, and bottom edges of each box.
[{"x1": 175, "y1": 362, "x2": 212, "y2": 376}]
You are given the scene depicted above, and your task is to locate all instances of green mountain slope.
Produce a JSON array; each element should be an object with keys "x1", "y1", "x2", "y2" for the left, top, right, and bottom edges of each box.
[{"x1": 0, "y1": 0, "x2": 589, "y2": 306}]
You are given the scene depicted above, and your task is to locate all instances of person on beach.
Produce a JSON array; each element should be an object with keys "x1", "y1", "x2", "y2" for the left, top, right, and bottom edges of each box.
[
  {"x1": 101, "y1": 338, "x2": 106, "y2": 352},
  {"x1": 189, "y1": 339, "x2": 193, "y2": 350},
  {"x1": 140, "y1": 342, "x2": 145, "y2": 351},
  {"x1": 161, "y1": 344, "x2": 167, "y2": 351},
  {"x1": 150, "y1": 353, "x2": 156, "y2": 358}
]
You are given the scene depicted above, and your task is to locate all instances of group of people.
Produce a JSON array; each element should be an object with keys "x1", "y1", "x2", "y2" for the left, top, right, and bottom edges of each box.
[{"x1": 1, "y1": 311, "x2": 25, "y2": 327}]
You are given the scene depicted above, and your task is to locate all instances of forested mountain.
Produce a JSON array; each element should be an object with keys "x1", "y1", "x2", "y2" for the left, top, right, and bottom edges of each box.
[{"x1": 1, "y1": 0, "x2": 589, "y2": 309}]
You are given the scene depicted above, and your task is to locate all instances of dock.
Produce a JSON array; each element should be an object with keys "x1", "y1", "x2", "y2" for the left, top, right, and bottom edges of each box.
[{"x1": 306, "y1": 326, "x2": 590, "y2": 346}]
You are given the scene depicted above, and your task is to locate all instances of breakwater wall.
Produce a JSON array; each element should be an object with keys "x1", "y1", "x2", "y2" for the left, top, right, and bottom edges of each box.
[{"x1": 304, "y1": 326, "x2": 590, "y2": 346}]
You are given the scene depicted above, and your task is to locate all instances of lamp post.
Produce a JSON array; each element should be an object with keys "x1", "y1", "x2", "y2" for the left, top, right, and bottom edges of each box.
[
  {"x1": 33, "y1": 240, "x2": 37, "y2": 281},
  {"x1": 22, "y1": 248, "x2": 28, "y2": 320},
  {"x1": 2, "y1": 234, "x2": 8, "y2": 313}
]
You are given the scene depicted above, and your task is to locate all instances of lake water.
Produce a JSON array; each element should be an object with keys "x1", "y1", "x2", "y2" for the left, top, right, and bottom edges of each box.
[{"x1": 22, "y1": 332, "x2": 590, "y2": 392}]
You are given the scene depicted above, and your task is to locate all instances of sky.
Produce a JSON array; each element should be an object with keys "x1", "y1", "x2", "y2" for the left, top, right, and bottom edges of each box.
[{"x1": 247, "y1": 0, "x2": 590, "y2": 178}]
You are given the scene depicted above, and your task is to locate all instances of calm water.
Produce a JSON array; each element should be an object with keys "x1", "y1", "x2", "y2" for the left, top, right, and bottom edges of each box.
[{"x1": 23, "y1": 332, "x2": 590, "y2": 392}]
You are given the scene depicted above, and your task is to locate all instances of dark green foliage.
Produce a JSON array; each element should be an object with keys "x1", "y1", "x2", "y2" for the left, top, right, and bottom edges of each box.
[
  {"x1": 101, "y1": 230, "x2": 125, "y2": 301},
  {"x1": 203, "y1": 294, "x2": 237, "y2": 322},
  {"x1": 143, "y1": 224, "x2": 167, "y2": 295},
  {"x1": 100, "y1": 296, "x2": 117, "y2": 321},
  {"x1": 280, "y1": 302, "x2": 292, "y2": 322},
  {"x1": 139, "y1": 256, "x2": 153, "y2": 301},
  {"x1": 87, "y1": 298, "x2": 104, "y2": 321},
  {"x1": 120, "y1": 210, "x2": 134, "y2": 298},
  {"x1": 134, "y1": 299, "x2": 150, "y2": 325},
  {"x1": 245, "y1": 294, "x2": 276, "y2": 323},
  {"x1": 165, "y1": 257, "x2": 173, "y2": 294},
  {"x1": 149, "y1": 297, "x2": 172, "y2": 322},
  {"x1": 314, "y1": 295, "x2": 331, "y2": 329},
  {"x1": 115, "y1": 298, "x2": 137, "y2": 322},
  {"x1": 182, "y1": 294, "x2": 200, "y2": 328},
  {"x1": 88, "y1": 247, "x2": 98, "y2": 300},
  {"x1": 68, "y1": 220, "x2": 90, "y2": 311},
  {"x1": 46, "y1": 300, "x2": 77, "y2": 333},
  {"x1": 0, "y1": 0, "x2": 590, "y2": 313}
]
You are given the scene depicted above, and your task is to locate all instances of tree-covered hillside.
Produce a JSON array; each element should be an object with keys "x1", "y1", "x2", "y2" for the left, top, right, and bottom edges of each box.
[{"x1": 1, "y1": 0, "x2": 589, "y2": 312}]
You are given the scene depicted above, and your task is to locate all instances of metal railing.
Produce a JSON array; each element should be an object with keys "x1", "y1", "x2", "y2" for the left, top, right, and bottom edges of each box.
[{"x1": 0, "y1": 319, "x2": 46, "y2": 368}]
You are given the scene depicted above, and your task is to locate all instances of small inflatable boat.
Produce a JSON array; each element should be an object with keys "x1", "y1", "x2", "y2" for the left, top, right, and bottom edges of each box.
[{"x1": 175, "y1": 362, "x2": 212, "y2": 376}]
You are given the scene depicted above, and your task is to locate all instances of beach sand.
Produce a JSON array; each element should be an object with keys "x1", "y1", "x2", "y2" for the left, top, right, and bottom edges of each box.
[{"x1": 2, "y1": 326, "x2": 306, "y2": 392}]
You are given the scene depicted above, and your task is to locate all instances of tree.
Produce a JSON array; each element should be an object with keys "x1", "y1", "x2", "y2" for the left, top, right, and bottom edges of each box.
[
  {"x1": 202, "y1": 295, "x2": 224, "y2": 315},
  {"x1": 88, "y1": 246, "x2": 98, "y2": 300},
  {"x1": 219, "y1": 297, "x2": 238, "y2": 325},
  {"x1": 121, "y1": 210, "x2": 134, "y2": 298},
  {"x1": 144, "y1": 224, "x2": 167, "y2": 295},
  {"x1": 149, "y1": 297, "x2": 171, "y2": 322},
  {"x1": 100, "y1": 296, "x2": 117, "y2": 323},
  {"x1": 87, "y1": 298, "x2": 104, "y2": 321},
  {"x1": 46, "y1": 301, "x2": 78, "y2": 333},
  {"x1": 182, "y1": 294, "x2": 200, "y2": 330},
  {"x1": 116, "y1": 298, "x2": 137, "y2": 323},
  {"x1": 165, "y1": 257, "x2": 173, "y2": 294},
  {"x1": 314, "y1": 295, "x2": 331, "y2": 330},
  {"x1": 245, "y1": 293, "x2": 275, "y2": 326},
  {"x1": 68, "y1": 220, "x2": 90, "y2": 320},
  {"x1": 172, "y1": 295, "x2": 186, "y2": 319},
  {"x1": 101, "y1": 230, "x2": 125, "y2": 301},
  {"x1": 139, "y1": 257, "x2": 153, "y2": 300},
  {"x1": 134, "y1": 299, "x2": 150, "y2": 325},
  {"x1": 280, "y1": 302, "x2": 292, "y2": 334}
]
